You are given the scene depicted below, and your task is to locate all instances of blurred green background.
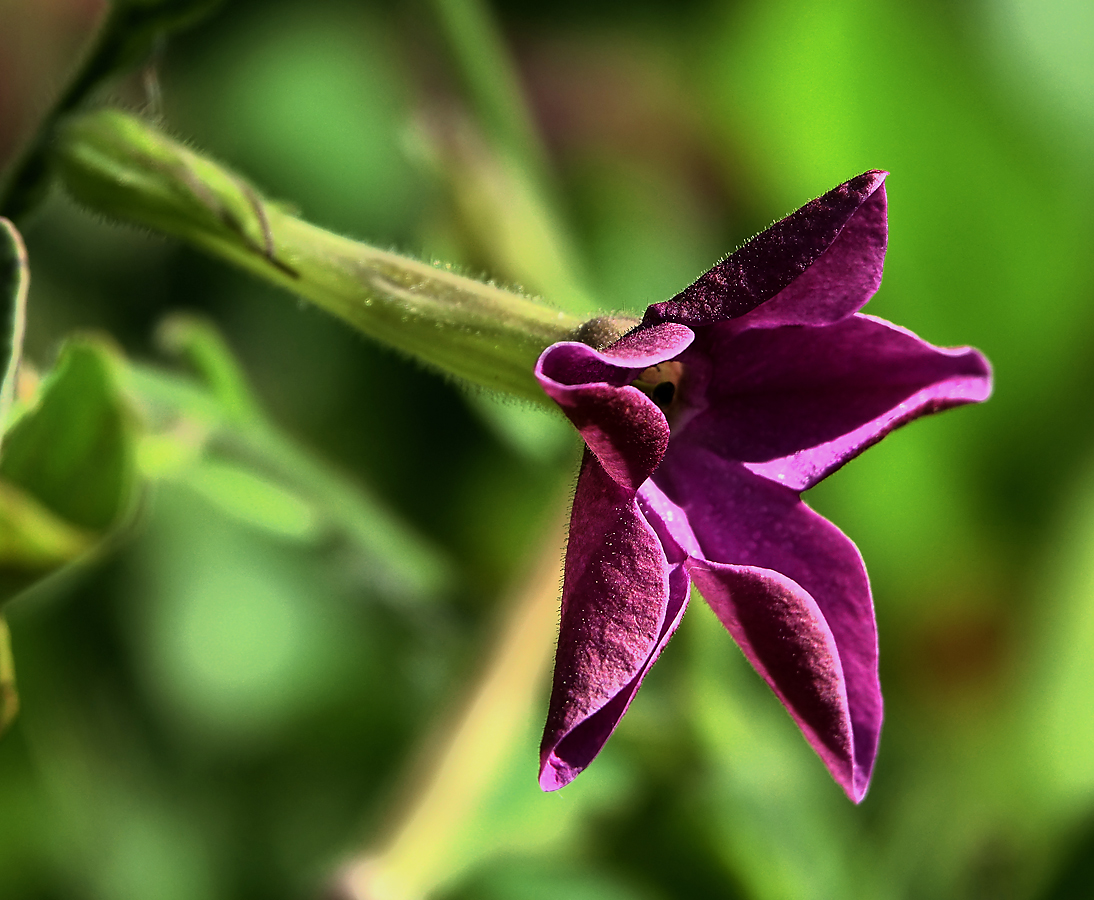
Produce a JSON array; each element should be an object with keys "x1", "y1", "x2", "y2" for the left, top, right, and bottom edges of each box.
[{"x1": 1, "y1": 0, "x2": 1093, "y2": 897}]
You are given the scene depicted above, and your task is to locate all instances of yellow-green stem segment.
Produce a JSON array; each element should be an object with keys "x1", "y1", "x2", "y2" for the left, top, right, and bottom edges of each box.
[{"x1": 54, "y1": 109, "x2": 613, "y2": 404}]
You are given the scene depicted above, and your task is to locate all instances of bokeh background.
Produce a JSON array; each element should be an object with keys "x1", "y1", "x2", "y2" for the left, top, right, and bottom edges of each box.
[{"x1": 2, "y1": 0, "x2": 1093, "y2": 897}]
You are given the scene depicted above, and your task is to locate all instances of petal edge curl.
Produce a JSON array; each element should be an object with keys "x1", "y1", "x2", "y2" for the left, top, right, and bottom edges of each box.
[
  {"x1": 684, "y1": 313, "x2": 994, "y2": 491},
  {"x1": 539, "y1": 451, "x2": 690, "y2": 790},
  {"x1": 645, "y1": 171, "x2": 888, "y2": 328},
  {"x1": 687, "y1": 560, "x2": 861, "y2": 800},
  {"x1": 536, "y1": 325, "x2": 694, "y2": 491},
  {"x1": 653, "y1": 447, "x2": 882, "y2": 799}
]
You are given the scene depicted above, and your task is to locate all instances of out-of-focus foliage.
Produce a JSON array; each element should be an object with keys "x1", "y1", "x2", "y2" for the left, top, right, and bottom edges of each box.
[
  {"x1": 134, "y1": 312, "x2": 453, "y2": 601},
  {"x1": 0, "y1": 336, "x2": 137, "y2": 602},
  {"x1": 1, "y1": 218, "x2": 31, "y2": 734},
  {"x1": 0, "y1": 329, "x2": 136, "y2": 738},
  {"x1": 0, "y1": 218, "x2": 28, "y2": 439},
  {"x1": 0, "y1": 0, "x2": 223, "y2": 221},
  {"x1": 0, "y1": 0, "x2": 1092, "y2": 898}
]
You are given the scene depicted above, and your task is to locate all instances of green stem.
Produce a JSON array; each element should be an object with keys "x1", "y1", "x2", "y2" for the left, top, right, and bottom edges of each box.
[
  {"x1": 334, "y1": 505, "x2": 567, "y2": 900},
  {"x1": 427, "y1": 0, "x2": 598, "y2": 316},
  {"x1": 430, "y1": 0, "x2": 548, "y2": 184},
  {"x1": 54, "y1": 109, "x2": 606, "y2": 404}
]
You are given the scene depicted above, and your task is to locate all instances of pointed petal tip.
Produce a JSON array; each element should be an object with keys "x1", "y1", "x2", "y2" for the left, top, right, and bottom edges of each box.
[
  {"x1": 820, "y1": 755, "x2": 873, "y2": 803},
  {"x1": 854, "y1": 168, "x2": 888, "y2": 187},
  {"x1": 833, "y1": 740, "x2": 878, "y2": 803},
  {"x1": 646, "y1": 169, "x2": 893, "y2": 329},
  {"x1": 847, "y1": 765, "x2": 874, "y2": 804},
  {"x1": 538, "y1": 754, "x2": 579, "y2": 792},
  {"x1": 845, "y1": 170, "x2": 888, "y2": 200}
]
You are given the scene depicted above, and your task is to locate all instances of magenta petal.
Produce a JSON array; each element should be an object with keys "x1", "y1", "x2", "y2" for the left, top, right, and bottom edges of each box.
[
  {"x1": 644, "y1": 171, "x2": 887, "y2": 328},
  {"x1": 654, "y1": 447, "x2": 881, "y2": 799},
  {"x1": 740, "y1": 181, "x2": 887, "y2": 328},
  {"x1": 537, "y1": 324, "x2": 695, "y2": 387},
  {"x1": 536, "y1": 325, "x2": 693, "y2": 491},
  {"x1": 687, "y1": 314, "x2": 993, "y2": 491},
  {"x1": 602, "y1": 322, "x2": 696, "y2": 364},
  {"x1": 540, "y1": 451, "x2": 690, "y2": 791},
  {"x1": 551, "y1": 381, "x2": 670, "y2": 492},
  {"x1": 686, "y1": 561, "x2": 859, "y2": 800},
  {"x1": 534, "y1": 170, "x2": 992, "y2": 800}
]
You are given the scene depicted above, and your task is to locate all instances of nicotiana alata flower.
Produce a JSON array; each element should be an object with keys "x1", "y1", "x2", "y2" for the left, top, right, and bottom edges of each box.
[{"x1": 535, "y1": 171, "x2": 992, "y2": 802}]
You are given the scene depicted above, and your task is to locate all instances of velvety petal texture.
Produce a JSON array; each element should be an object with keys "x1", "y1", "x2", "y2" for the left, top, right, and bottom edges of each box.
[
  {"x1": 644, "y1": 170, "x2": 888, "y2": 328},
  {"x1": 688, "y1": 562, "x2": 855, "y2": 793},
  {"x1": 539, "y1": 450, "x2": 690, "y2": 790},
  {"x1": 688, "y1": 314, "x2": 993, "y2": 491},
  {"x1": 536, "y1": 171, "x2": 993, "y2": 802},
  {"x1": 654, "y1": 446, "x2": 881, "y2": 800},
  {"x1": 537, "y1": 324, "x2": 693, "y2": 491}
]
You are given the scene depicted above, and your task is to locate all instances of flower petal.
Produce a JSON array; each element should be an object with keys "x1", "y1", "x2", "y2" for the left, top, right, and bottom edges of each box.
[
  {"x1": 644, "y1": 171, "x2": 887, "y2": 328},
  {"x1": 540, "y1": 450, "x2": 690, "y2": 791},
  {"x1": 653, "y1": 446, "x2": 881, "y2": 800},
  {"x1": 537, "y1": 324, "x2": 695, "y2": 387},
  {"x1": 686, "y1": 560, "x2": 856, "y2": 799},
  {"x1": 739, "y1": 181, "x2": 887, "y2": 328},
  {"x1": 684, "y1": 314, "x2": 993, "y2": 491},
  {"x1": 535, "y1": 324, "x2": 694, "y2": 491}
]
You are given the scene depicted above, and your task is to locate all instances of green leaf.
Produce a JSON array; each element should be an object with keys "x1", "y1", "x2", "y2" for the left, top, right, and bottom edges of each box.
[
  {"x1": 0, "y1": 337, "x2": 139, "y2": 606},
  {"x1": 0, "y1": 337, "x2": 139, "y2": 532},
  {"x1": 129, "y1": 315, "x2": 453, "y2": 602},
  {"x1": 0, "y1": 218, "x2": 28, "y2": 448},
  {"x1": 154, "y1": 313, "x2": 261, "y2": 425},
  {"x1": 0, "y1": 616, "x2": 16, "y2": 737},
  {"x1": 181, "y1": 459, "x2": 319, "y2": 541}
]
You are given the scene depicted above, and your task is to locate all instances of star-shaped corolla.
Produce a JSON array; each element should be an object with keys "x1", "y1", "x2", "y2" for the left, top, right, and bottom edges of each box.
[{"x1": 535, "y1": 171, "x2": 992, "y2": 802}]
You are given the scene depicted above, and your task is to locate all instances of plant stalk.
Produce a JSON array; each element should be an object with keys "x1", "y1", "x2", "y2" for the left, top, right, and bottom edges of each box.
[{"x1": 54, "y1": 109, "x2": 599, "y2": 404}]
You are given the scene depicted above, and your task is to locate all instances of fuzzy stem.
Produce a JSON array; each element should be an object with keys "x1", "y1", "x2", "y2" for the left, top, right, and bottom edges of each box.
[{"x1": 54, "y1": 109, "x2": 592, "y2": 404}]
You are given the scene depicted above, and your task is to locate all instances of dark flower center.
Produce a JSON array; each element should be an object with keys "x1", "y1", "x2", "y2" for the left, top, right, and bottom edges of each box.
[
  {"x1": 651, "y1": 381, "x2": 675, "y2": 406},
  {"x1": 633, "y1": 361, "x2": 685, "y2": 413}
]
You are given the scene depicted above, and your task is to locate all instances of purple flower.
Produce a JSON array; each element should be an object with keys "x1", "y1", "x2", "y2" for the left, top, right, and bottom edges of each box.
[{"x1": 535, "y1": 171, "x2": 992, "y2": 802}]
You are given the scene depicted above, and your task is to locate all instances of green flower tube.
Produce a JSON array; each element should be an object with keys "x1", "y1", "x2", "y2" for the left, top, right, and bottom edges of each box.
[{"x1": 55, "y1": 109, "x2": 630, "y2": 404}]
